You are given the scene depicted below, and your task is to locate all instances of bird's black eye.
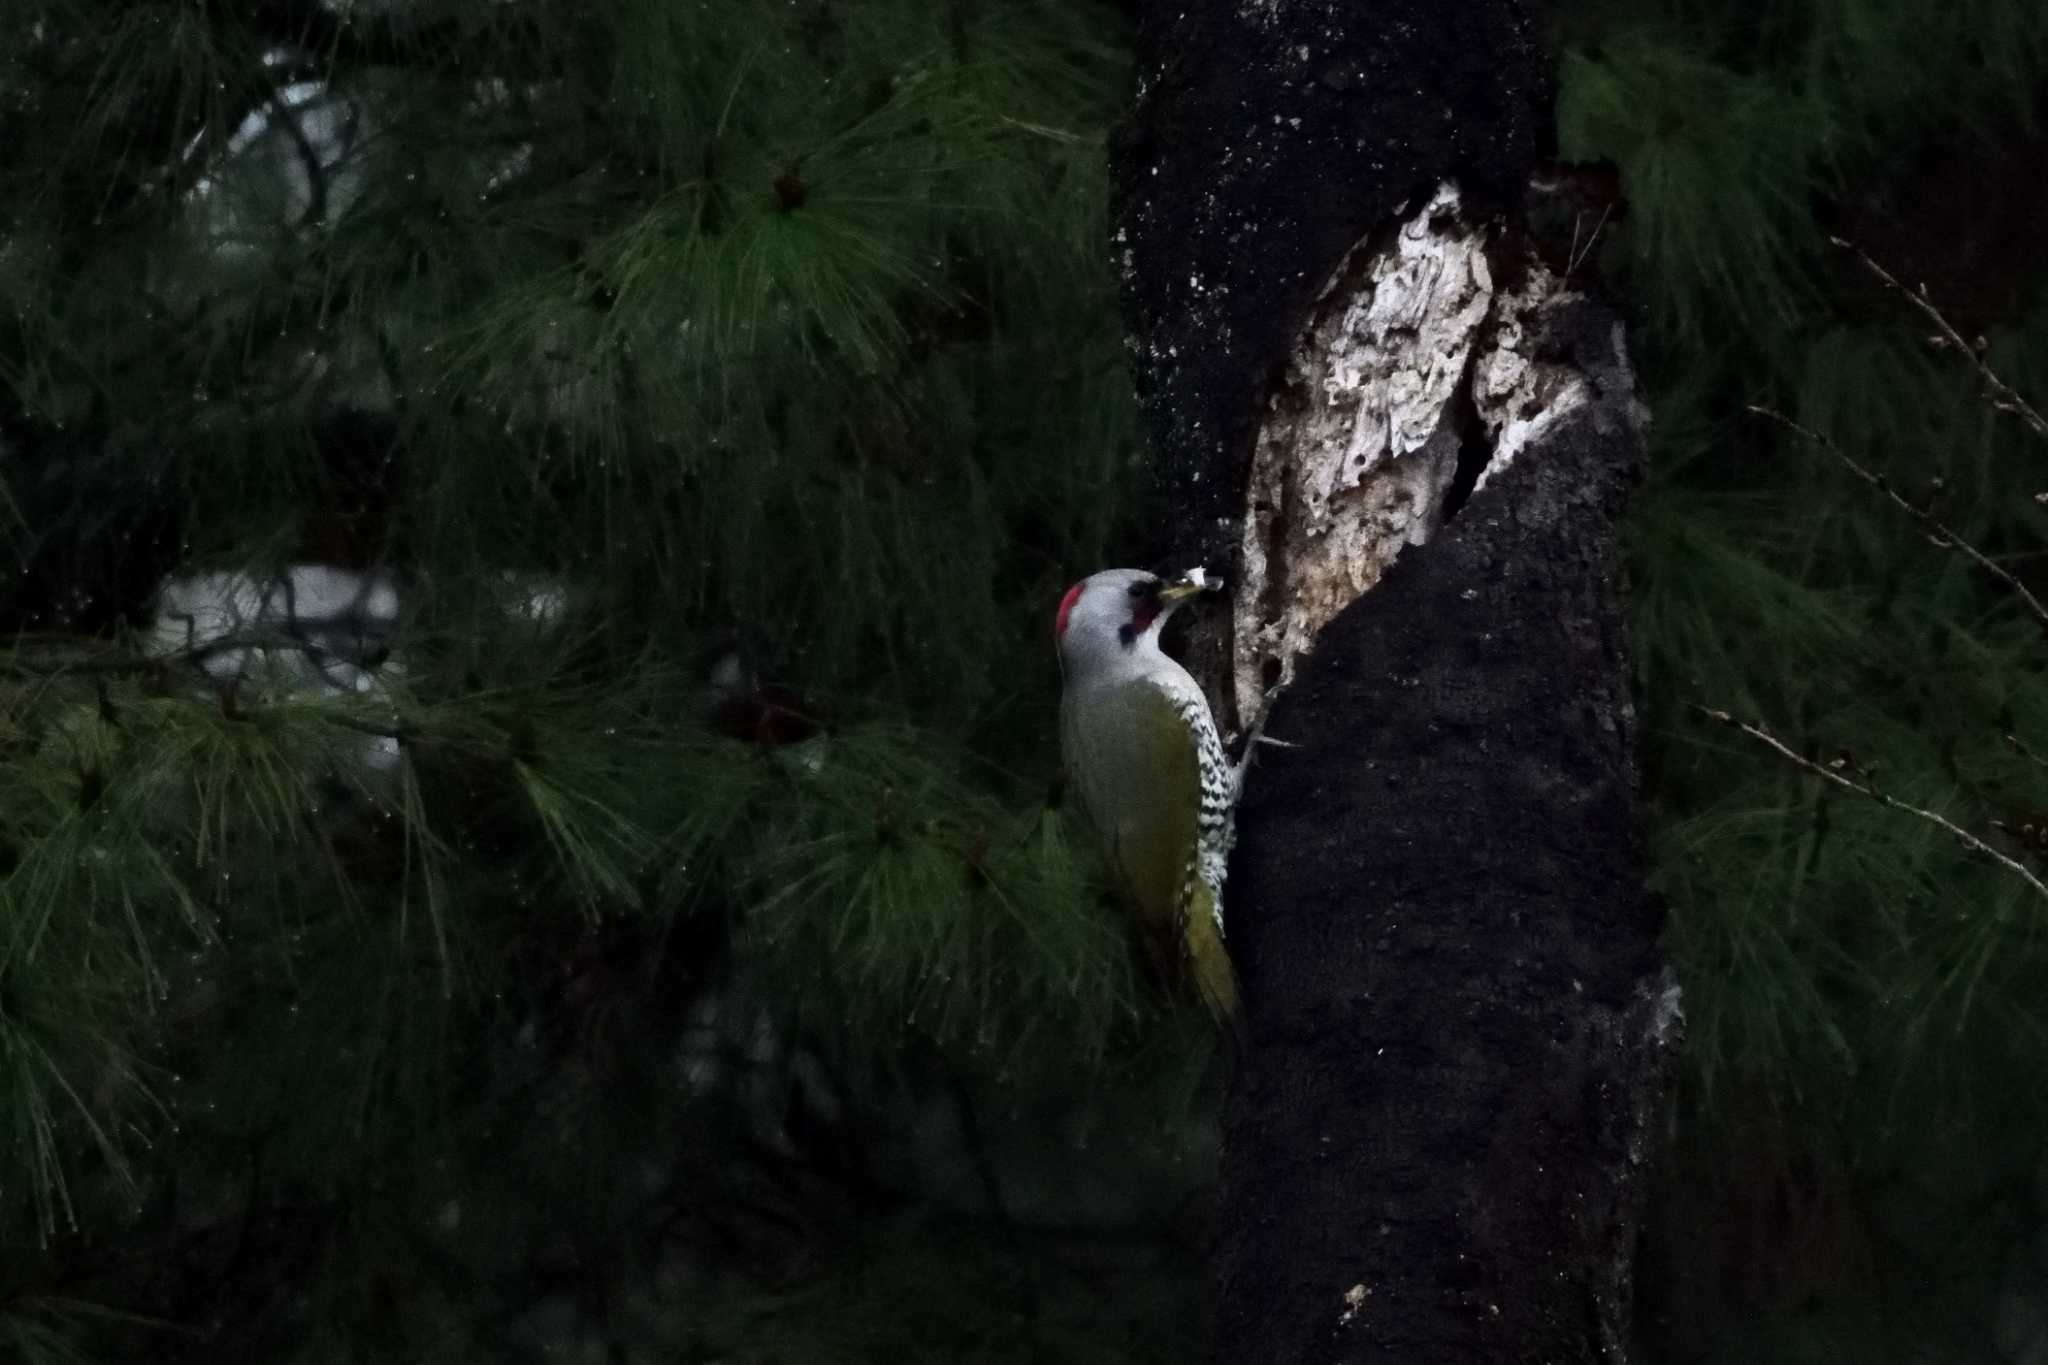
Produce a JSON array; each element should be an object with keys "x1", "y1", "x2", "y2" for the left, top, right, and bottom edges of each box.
[{"x1": 1128, "y1": 579, "x2": 1157, "y2": 599}]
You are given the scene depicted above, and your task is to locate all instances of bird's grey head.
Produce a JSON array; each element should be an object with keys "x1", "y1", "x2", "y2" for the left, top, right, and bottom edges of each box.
[{"x1": 1053, "y1": 567, "x2": 1205, "y2": 680}]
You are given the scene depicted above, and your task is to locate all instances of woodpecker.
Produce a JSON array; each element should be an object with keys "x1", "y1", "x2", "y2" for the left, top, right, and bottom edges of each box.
[{"x1": 1055, "y1": 567, "x2": 1241, "y2": 1023}]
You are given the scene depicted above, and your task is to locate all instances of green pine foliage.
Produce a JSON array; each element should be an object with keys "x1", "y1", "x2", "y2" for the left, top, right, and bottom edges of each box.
[
  {"x1": 12, "y1": 0, "x2": 2048, "y2": 1359},
  {"x1": 1562, "y1": 0, "x2": 2048, "y2": 1355},
  {"x1": 2, "y1": 1, "x2": 1191, "y2": 1358}
]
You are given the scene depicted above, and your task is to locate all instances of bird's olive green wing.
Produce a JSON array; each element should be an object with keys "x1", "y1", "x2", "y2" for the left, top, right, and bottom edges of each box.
[
  {"x1": 1061, "y1": 675, "x2": 1241, "y2": 1023},
  {"x1": 1088, "y1": 678, "x2": 1203, "y2": 933}
]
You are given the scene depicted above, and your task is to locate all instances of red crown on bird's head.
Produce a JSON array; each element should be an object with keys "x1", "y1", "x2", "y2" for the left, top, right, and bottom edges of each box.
[{"x1": 1053, "y1": 581, "x2": 1084, "y2": 642}]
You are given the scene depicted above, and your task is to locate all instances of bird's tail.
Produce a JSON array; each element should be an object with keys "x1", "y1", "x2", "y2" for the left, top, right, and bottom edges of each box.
[{"x1": 1182, "y1": 885, "x2": 1242, "y2": 1031}]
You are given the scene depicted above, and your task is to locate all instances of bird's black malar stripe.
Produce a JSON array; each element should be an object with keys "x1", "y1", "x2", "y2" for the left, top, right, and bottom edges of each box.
[{"x1": 1121, "y1": 581, "x2": 1164, "y2": 646}]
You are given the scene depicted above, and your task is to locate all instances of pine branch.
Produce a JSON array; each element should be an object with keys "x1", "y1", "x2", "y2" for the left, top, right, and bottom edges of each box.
[
  {"x1": 1693, "y1": 704, "x2": 2048, "y2": 905},
  {"x1": 1747, "y1": 405, "x2": 2048, "y2": 633},
  {"x1": 205, "y1": 0, "x2": 484, "y2": 73}
]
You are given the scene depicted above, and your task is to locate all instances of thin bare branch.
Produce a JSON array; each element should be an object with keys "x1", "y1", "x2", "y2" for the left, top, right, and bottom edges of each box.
[
  {"x1": 0, "y1": 627, "x2": 377, "y2": 678},
  {"x1": 1566, "y1": 202, "x2": 1613, "y2": 280},
  {"x1": 1750, "y1": 405, "x2": 2048, "y2": 634},
  {"x1": 1829, "y1": 235, "x2": 2048, "y2": 444},
  {"x1": 0, "y1": 634, "x2": 411, "y2": 740},
  {"x1": 1695, "y1": 704, "x2": 2048, "y2": 905},
  {"x1": 2006, "y1": 733, "x2": 2048, "y2": 773}
]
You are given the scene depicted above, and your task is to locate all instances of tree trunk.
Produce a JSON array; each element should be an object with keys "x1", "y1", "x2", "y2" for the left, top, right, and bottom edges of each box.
[{"x1": 1110, "y1": 3, "x2": 1679, "y2": 1361}]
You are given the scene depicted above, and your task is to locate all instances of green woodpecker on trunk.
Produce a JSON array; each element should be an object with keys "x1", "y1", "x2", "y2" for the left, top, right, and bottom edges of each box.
[{"x1": 1055, "y1": 568, "x2": 1242, "y2": 1023}]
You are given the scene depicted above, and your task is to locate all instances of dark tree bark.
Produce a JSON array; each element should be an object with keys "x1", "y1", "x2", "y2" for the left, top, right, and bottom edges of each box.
[
  {"x1": 1110, "y1": 0, "x2": 1549, "y2": 586},
  {"x1": 1111, "y1": 3, "x2": 1678, "y2": 1362}
]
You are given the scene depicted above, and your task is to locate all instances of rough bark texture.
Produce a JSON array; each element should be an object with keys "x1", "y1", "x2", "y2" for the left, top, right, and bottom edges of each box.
[
  {"x1": 1110, "y1": 0, "x2": 1550, "y2": 583},
  {"x1": 1110, "y1": 2, "x2": 1675, "y2": 1362},
  {"x1": 1225, "y1": 184, "x2": 1602, "y2": 732},
  {"x1": 1229, "y1": 183, "x2": 1489, "y2": 728},
  {"x1": 1221, "y1": 289, "x2": 1674, "y2": 1363}
]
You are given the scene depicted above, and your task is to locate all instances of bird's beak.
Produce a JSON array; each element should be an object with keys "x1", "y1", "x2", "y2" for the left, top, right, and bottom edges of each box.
[{"x1": 1158, "y1": 568, "x2": 1221, "y2": 605}]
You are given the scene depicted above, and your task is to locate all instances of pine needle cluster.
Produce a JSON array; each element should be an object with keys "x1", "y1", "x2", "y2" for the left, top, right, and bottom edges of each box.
[
  {"x1": 1, "y1": 1, "x2": 1190, "y2": 1358},
  {"x1": 1562, "y1": 0, "x2": 2048, "y2": 1353}
]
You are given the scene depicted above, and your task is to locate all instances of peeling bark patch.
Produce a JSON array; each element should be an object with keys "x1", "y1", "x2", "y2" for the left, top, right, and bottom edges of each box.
[
  {"x1": 1469, "y1": 257, "x2": 1597, "y2": 494},
  {"x1": 1232, "y1": 184, "x2": 1490, "y2": 723},
  {"x1": 1222, "y1": 273, "x2": 1659, "y2": 1365},
  {"x1": 1109, "y1": 1, "x2": 1550, "y2": 577},
  {"x1": 1231, "y1": 188, "x2": 1618, "y2": 728}
]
